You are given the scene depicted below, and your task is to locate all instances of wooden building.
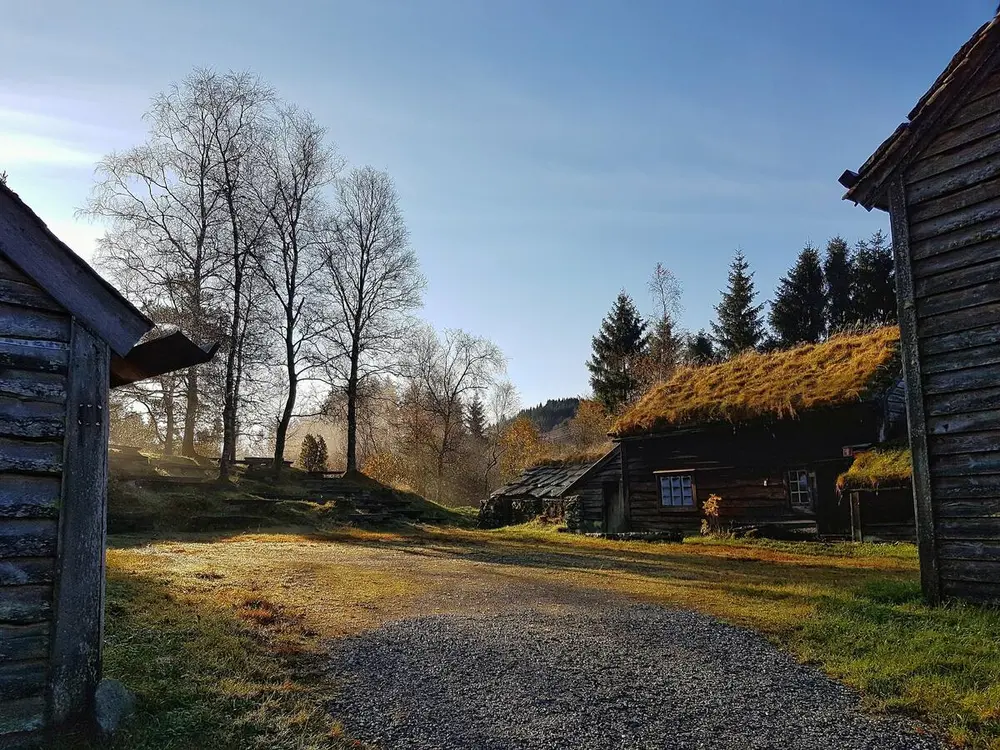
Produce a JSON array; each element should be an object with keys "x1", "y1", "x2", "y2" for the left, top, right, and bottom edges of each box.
[
  {"x1": 607, "y1": 328, "x2": 906, "y2": 537},
  {"x1": 0, "y1": 183, "x2": 216, "y2": 744},
  {"x1": 840, "y1": 15, "x2": 1000, "y2": 603},
  {"x1": 837, "y1": 447, "x2": 915, "y2": 543}
]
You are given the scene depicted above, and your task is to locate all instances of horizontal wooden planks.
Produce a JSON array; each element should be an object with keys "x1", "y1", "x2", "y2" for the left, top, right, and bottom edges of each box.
[
  {"x1": 0, "y1": 559, "x2": 54, "y2": 587},
  {"x1": 0, "y1": 279, "x2": 62, "y2": 314},
  {"x1": 0, "y1": 695, "x2": 45, "y2": 735},
  {"x1": 0, "y1": 337, "x2": 67, "y2": 374},
  {"x1": 0, "y1": 623, "x2": 49, "y2": 661},
  {"x1": 0, "y1": 370, "x2": 66, "y2": 405},
  {"x1": 907, "y1": 151, "x2": 1000, "y2": 205},
  {"x1": 0, "y1": 659, "x2": 46, "y2": 700},
  {"x1": 0, "y1": 438, "x2": 62, "y2": 475},
  {"x1": 0, "y1": 476, "x2": 60, "y2": 519},
  {"x1": 0, "y1": 521, "x2": 57, "y2": 558},
  {"x1": 0, "y1": 585, "x2": 51, "y2": 624},
  {"x1": 0, "y1": 397, "x2": 63, "y2": 440},
  {"x1": 0, "y1": 303, "x2": 69, "y2": 343}
]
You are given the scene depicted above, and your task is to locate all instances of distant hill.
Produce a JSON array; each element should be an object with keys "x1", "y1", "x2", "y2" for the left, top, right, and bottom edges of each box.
[{"x1": 517, "y1": 398, "x2": 580, "y2": 434}]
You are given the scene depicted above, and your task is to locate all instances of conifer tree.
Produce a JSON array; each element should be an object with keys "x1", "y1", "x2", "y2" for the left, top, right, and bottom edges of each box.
[
  {"x1": 823, "y1": 236, "x2": 855, "y2": 333},
  {"x1": 586, "y1": 292, "x2": 649, "y2": 411},
  {"x1": 466, "y1": 395, "x2": 486, "y2": 440},
  {"x1": 710, "y1": 250, "x2": 765, "y2": 358},
  {"x1": 768, "y1": 244, "x2": 826, "y2": 348},
  {"x1": 685, "y1": 330, "x2": 716, "y2": 365},
  {"x1": 853, "y1": 229, "x2": 897, "y2": 326},
  {"x1": 314, "y1": 435, "x2": 329, "y2": 471}
]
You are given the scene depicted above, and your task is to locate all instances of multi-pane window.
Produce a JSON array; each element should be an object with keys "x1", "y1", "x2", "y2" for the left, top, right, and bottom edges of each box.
[
  {"x1": 659, "y1": 474, "x2": 695, "y2": 507},
  {"x1": 787, "y1": 469, "x2": 816, "y2": 509}
]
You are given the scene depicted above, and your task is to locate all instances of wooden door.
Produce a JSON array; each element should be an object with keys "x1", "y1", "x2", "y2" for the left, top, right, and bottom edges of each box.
[{"x1": 603, "y1": 481, "x2": 626, "y2": 533}]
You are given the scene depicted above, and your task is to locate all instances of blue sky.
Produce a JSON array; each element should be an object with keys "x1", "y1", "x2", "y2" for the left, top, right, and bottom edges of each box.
[{"x1": 1, "y1": 1, "x2": 993, "y2": 407}]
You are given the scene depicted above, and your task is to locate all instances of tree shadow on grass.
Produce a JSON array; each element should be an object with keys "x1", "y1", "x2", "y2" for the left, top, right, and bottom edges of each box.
[{"x1": 64, "y1": 567, "x2": 355, "y2": 750}]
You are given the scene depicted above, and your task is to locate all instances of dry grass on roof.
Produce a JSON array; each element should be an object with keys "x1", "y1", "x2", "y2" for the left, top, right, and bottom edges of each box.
[
  {"x1": 612, "y1": 326, "x2": 900, "y2": 437},
  {"x1": 529, "y1": 442, "x2": 615, "y2": 469},
  {"x1": 837, "y1": 447, "x2": 912, "y2": 492}
]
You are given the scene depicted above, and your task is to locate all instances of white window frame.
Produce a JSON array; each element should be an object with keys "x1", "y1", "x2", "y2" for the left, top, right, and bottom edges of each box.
[
  {"x1": 657, "y1": 472, "x2": 696, "y2": 509},
  {"x1": 786, "y1": 468, "x2": 817, "y2": 510}
]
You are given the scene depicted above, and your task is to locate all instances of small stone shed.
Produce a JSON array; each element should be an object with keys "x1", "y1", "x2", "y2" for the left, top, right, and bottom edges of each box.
[
  {"x1": 840, "y1": 13, "x2": 1000, "y2": 603},
  {"x1": 0, "y1": 183, "x2": 216, "y2": 744}
]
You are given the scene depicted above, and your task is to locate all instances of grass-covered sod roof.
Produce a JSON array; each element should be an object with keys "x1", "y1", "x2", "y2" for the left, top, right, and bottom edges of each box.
[
  {"x1": 837, "y1": 447, "x2": 912, "y2": 492},
  {"x1": 612, "y1": 326, "x2": 901, "y2": 437}
]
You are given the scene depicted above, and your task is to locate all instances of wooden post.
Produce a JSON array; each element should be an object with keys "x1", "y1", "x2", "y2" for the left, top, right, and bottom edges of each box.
[
  {"x1": 850, "y1": 491, "x2": 862, "y2": 542},
  {"x1": 888, "y1": 175, "x2": 941, "y2": 604},
  {"x1": 48, "y1": 321, "x2": 110, "y2": 725}
]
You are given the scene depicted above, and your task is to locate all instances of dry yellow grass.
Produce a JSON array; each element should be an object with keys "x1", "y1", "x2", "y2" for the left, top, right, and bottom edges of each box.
[
  {"x1": 837, "y1": 447, "x2": 913, "y2": 491},
  {"x1": 612, "y1": 326, "x2": 901, "y2": 436},
  {"x1": 98, "y1": 526, "x2": 1000, "y2": 749}
]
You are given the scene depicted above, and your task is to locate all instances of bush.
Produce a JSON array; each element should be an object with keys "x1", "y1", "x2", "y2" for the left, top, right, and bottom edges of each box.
[
  {"x1": 700, "y1": 494, "x2": 724, "y2": 536},
  {"x1": 298, "y1": 434, "x2": 328, "y2": 472}
]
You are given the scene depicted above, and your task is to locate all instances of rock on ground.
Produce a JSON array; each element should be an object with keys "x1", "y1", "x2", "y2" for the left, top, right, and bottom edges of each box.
[{"x1": 328, "y1": 605, "x2": 944, "y2": 750}]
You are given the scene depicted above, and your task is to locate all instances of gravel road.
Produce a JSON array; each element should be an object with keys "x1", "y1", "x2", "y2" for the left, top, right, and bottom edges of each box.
[{"x1": 329, "y1": 605, "x2": 944, "y2": 750}]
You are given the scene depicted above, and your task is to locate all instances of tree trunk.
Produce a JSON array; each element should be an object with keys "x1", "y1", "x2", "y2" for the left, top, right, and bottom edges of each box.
[
  {"x1": 273, "y1": 371, "x2": 296, "y2": 473},
  {"x1": 163, "y1": 380, "x2": 175, "y2": 456},
  {"x1": 181, "y1": 367, "x2": 199, "y2": 457},
  {"x1": 345, "y1": 343, "x2": 361, "y2": 474}
]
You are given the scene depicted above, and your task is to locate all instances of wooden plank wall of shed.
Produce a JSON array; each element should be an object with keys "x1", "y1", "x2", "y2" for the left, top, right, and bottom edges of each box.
[
  {"x1": 0, "y1": 256, "x2": 69, "y2": 735},
  {"x1": 903, "y1": 64, "x2": 1000, "y2": 602},
  {"x1": 575, "y1": 451, "x2": 622, "y2": 531},
  {"x1": 622, "y1": 411, "x2": 877, "y2": 533}
]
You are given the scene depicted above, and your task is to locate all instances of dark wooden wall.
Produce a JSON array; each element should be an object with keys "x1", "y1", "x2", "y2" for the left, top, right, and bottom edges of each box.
[
  {"x1": 893, "y1": 64, "x2": 1000, "y2": 603},
  {"x1": 620, "y1": 408, "x2": 880, "y2": 535},
  {"x1": 0, "y1": 256, "x2": 69, "y2": 737},
  {"x1": 574, "y1": 450, "x2": 622, "y2": 532}
]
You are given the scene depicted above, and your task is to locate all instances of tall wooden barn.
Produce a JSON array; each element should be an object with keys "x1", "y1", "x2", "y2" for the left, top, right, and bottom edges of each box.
[
  {"x1": 841, "y1": 14, "x2": 1000, "y2": 604},
  {"x1": 607, "y1": 328, "x2": 906, "y2": 537},
  {"x1": 0, "y1": 183, "x2": 216, "y2": 744}
]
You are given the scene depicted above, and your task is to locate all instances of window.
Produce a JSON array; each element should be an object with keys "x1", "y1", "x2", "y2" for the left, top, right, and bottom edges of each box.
[
  {"x1": 787, "y1": 469, "x2": 816, "y2": 509},
  {"x1": 659, "y1": 474, "x2": 695, "y2": 508}
]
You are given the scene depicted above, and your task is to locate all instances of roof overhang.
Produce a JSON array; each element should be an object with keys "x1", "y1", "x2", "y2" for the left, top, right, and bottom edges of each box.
[
  {"x1": 111, "y1": 331, "x2": 220, "y2": 388},
  {"x1": 840, "y1": 16, "x2": 1000, "y2": 212},
  {"x1": 0, "y1": 183, "x2": 152, "y2": 355}
]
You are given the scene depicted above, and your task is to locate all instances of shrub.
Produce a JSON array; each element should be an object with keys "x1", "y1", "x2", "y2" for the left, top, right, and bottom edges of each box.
[
  {"x1": 298, "y1": 434, "x2": 328, "y2": 472},
  {"x1": 700, "y1": 494, "x2": 723, "y2": 536}
]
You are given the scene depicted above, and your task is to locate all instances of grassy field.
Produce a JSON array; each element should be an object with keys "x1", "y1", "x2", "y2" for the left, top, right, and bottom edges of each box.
[{"x1": 92, "y1": 524, "x2": 1000, "y2": 749}]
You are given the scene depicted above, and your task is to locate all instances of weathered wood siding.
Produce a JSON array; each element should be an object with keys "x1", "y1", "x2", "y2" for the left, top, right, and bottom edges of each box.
[
  {"x1": 0, "y1": 254, "x2": 69, "y2": 737},
  {"x1": 621, "y1": 408, "x2": 880, "y2": 535},
  {"x1": 574, "y1": 450, "x2": 622, "y2": 532},
  {"x1": 899, "y1": 66, "x2": 1000, "y2": 602}
]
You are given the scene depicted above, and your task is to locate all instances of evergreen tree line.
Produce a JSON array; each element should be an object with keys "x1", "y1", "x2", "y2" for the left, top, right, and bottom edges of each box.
[{"x1": 587, "y1": 230, "x2": 896, "y2": 412}]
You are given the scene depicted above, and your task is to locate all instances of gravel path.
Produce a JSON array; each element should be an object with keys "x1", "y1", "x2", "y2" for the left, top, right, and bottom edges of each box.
[{"x1": 329, "y1": 605, "x2": 944, "y2": 750}]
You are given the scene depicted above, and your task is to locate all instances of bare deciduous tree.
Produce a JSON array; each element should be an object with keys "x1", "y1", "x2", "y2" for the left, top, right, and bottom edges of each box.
[
  {"x1": 407, "y1": 327, "x2": 505, "y2": 502},
  {"x1": 82, "y1": 78, "x2": 230, "y2": 455},
  {"x1": 325, "y1": 167, "x2": 425, "y2": 475},
  {"x1": 254, "y1": 107, "x2": 342, "y2": 471},
  {"x1": 482, "y1": 380, "x2": 519, "y2": 497}
]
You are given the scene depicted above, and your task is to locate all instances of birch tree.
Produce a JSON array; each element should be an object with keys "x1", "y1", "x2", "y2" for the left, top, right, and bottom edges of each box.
[{"x1": 325, "y1": 167, "x2": 425, "y2": 475}]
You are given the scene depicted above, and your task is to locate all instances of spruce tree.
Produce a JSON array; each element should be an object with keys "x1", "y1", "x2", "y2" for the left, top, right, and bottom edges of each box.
[
  {"x1": 587, "y1": 292, "x2": 649, "y2": 411},
  {"x1": 768, "y1": 244, "x2": 827, "y2": 348},
  {"x1": 853, "y1": 229, "x2": 897, "y2": 326},
  {"x1": 823, "y1": 236, "x2": 855, "y2": 333},
  {"x1": 710, "y1": 250, "x2": 765, "y2": 358},
  {"x1": 466, "y1": 395, "x2": 486, "y2": 440},
  {"x1": 685, "y1": 330, "x2": 716, "y2": 365}
]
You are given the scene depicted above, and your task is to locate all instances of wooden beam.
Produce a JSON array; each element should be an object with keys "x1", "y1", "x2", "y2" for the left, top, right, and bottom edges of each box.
[
  {"x1": 0, "y1": 192, "x2": 150, "y2": 356},
  {"x1": 48, "y1": 321, "x2": 110, "y2": 725},
  {"x1": 889, "y1": 175, "x2": 942, "y2": 604}
]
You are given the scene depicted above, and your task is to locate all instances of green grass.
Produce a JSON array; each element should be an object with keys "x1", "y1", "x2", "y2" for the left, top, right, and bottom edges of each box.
[{"x1": 94, "y1": 525, "x2": 1000, "y2": 749}]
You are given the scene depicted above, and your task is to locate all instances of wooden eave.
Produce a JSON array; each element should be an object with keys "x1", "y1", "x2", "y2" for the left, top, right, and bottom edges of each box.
[
  {"x1": 841, "y1": 16, "x2": 1000, "y2": 211},
  {"x1": 561, "y1": 445, "x2": 621, "y2": 494},
  {"x1": 0, "y1": 182, "x2": 152, "y2": 355}
]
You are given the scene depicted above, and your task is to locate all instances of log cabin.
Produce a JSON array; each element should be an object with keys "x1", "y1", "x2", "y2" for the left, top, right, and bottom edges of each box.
[
  {"x1": 836, "y1": 447, "x2": 915, "y2": 543},
  {"x1": 0, "y1": 183, "x2": 217, "y2": 745},
  {"x1": 840, "y1": 13, "x2": 1000, "y2": 604},
  {"x1": 479, "y1": 446, "x2": 621, "y2": 530},
  {"x1": 605, "y1": 327, "x2": 906, "y2": 537}
]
